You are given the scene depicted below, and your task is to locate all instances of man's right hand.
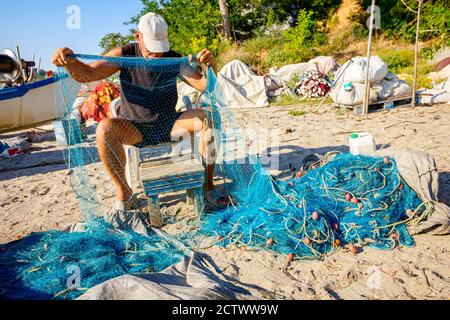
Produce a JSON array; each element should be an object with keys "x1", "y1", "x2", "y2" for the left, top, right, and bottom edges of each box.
[{"x1": 52, "y1": 47, "x2": 74, "y2": 67}]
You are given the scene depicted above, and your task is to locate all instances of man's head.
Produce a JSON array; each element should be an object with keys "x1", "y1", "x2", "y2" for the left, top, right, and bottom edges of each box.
[{"x1": 136, "y1": 12, "x2": 170, "y2": 58}]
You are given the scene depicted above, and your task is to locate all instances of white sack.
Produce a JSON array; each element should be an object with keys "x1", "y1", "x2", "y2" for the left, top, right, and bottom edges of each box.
[
  {"x1": 372, "y1": 73, "x2": 411, "y2": 100},
  {"x1": 417, "y1": 88, "x2": 450, "y2": 105},
  {"x1": 335, "y1": 56, "x2": 388, "y2": 84},
  {"x1": 330, "y1": 82, "x2": 378, "y2": 105}
]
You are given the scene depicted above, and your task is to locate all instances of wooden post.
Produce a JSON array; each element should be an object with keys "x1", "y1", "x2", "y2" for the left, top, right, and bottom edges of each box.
[
  {"x1": 186, "y1": 189, "x2": 194, "y2": 206},
  {"x1": 148, "y1": 195, "x2": 163, "y2": 228},
  {"x1": 219, "y1": 0, "x2": 231, "y2": 40},
  {"x1": 363, "y1": 0, "x2": 377, "y2": 115},
  {"x1": 411, "y1": 0, "x2": 422, "y2": 108},
  {"x1": 193, "y1": 187, "x2": 204, "y2": 221}
]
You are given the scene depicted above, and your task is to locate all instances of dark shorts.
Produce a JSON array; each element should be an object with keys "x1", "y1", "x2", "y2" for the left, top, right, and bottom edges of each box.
[{"x1": 130, "y1": 114, "x2": 181, "y2": 148}]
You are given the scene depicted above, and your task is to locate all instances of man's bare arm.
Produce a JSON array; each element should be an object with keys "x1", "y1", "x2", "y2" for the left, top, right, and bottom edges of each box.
[{"x1": 52, "y1": 47, "x2": 122, "y2": 83}]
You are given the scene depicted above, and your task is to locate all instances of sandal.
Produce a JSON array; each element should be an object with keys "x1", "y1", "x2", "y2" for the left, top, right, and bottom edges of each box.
[{"x1": 205, "y1": 189, "x2": 230, "y2": 210}]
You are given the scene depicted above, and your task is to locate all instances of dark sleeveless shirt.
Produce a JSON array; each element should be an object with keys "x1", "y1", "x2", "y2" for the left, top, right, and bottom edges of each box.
[{"x1": 118, "y1": 43, "x2": 182, "y2": 125}]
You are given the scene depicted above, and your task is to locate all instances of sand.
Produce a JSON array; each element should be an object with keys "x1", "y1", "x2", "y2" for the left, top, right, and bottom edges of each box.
[{"x1": 0, "y1": 103, "x2": 449, "y2": 300}]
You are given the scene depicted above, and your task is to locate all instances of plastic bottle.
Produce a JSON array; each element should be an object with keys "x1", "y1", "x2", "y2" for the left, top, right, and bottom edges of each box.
[{"x1": 349, "y1": 132, "x2": 376, "y2": 156}]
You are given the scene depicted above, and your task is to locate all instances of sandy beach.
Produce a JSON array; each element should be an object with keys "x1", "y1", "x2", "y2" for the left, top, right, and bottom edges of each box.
[{"x1": 1, "y1": 103, "x2": 449, "y2": 300}]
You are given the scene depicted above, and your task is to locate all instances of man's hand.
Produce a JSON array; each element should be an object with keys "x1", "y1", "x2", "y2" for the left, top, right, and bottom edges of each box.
[
  {"x1": 190, "y1": 49, "x2": 217, "y2": 72},
  {"x1": 52, "y1": 47, "x2": 74, "y2": 67}
]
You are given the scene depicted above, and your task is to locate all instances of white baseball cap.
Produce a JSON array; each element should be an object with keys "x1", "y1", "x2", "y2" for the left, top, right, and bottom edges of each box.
[{"x1": 138, "y1": 12, "x2": 170, "y2": 53}]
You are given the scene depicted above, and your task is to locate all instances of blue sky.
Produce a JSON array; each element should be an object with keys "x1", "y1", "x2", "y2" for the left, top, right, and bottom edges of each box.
[{"x1": 0, "y1": 0, "x2": 143, "y2": 70}]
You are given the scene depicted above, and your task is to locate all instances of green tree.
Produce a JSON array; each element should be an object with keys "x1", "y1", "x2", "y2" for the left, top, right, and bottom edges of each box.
[
  {"x1": 284, "y1": 10, "x2": 327, "y2": 50},
  {"x1": 99, "y1": 33, "x2": 134, "y2": 54},
  {"x1": 124, "y1": 0, "x2": 222, "y2": 55},
  {"x1": 360, "y1": 0, "x2": 450, "y2": 43}
]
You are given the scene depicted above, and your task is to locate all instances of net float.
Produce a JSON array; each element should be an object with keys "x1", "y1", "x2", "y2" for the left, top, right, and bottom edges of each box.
[
  {"x1": 312, "y1": 211, "x2": 319, "y2": 220},
  {"x1": 349, "y1": 244, "x2": 359, "y2": 254},
  {"x1": 390, "y1": 233, "x2": 399, "y2": 241},
  {"x1": 288, "y1": 182, "x2": 295, "y2": 187},
  {"x1": 304, "y1": 238, "x2": 311, "y2": 245},
  {"x1": 383, "y1": 157, "x2": 389, "y2": 164},
  {"x1": 216, "y1": 235, "x2": 224, "y2": 241},
  {"x1": 287, "y1": 253, "x2": 295, "y2": 262},
  {"x1": 350, "y1": 198, "x2": 359, "y2": 204},
  {"x1": 333, "y1": 223, "x2": 339, "y2": 231},
  {"x1": 267, "y1": 238, "x2": 274, "y2": 246},
  {"x1": 334, "y1": 239, "x2": 341, "y2": 247},
  {"x1": 399, "y1": 183, "x2": 404, "y2": 190},
  {"x1": 346, "y1": 193, "x2": 352, "y2": 202}
]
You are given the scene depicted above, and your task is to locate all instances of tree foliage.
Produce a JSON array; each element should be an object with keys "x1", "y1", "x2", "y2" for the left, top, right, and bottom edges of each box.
[
  {"x1": 99, "y1": 0, "x2": 449, "y2": 56},
  {"x1": 99, "y1": 33, "x2": 134, "y2": 54}
]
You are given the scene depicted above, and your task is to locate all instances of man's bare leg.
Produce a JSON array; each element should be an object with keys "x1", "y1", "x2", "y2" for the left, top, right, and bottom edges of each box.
[
  {"x1": 96, "y1": 118, "x2": 143, "y2": 202},
  {"x1": 171, "y1": 109, "x2": 216, "y2": 192}
]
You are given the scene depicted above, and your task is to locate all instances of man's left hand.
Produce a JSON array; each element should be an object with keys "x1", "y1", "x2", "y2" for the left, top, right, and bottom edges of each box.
[{"x1": 192, "y1": 49, "x2": 216, "y2": 69}]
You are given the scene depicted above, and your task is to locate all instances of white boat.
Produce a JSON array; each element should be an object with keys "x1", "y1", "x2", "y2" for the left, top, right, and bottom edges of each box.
[
  {"x1": 0, "y1": 48, "x2": 60, "y2": 133},
  {"x1": 0, "y1": 77, "x2": 59, "y2": 133}
]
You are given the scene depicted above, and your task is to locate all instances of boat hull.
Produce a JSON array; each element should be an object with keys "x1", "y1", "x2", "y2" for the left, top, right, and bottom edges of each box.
[{"x1": 0, "y1": 78, "x2": 59, "y2": 133}]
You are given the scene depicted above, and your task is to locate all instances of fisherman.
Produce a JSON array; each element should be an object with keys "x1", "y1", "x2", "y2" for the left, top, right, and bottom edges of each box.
[{"x1": 52, "y1": 12, "x2": 228, "y2": 211}]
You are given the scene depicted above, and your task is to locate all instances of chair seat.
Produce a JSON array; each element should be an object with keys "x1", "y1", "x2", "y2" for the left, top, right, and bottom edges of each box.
[{"x1": 140, "y1": 158, "x2": 205, "y2": 196}]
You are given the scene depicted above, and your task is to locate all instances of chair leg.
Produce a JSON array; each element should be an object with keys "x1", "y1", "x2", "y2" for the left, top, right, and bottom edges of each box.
[
  {"x1": 148, "y1": 195, "x2": 163, "y2": 228},
  {"x1": 193, "y1": 187, "x2": 204, "y2": 221},
  {"x1": 186, "y1": 190, "x2": 194, "y2": 206}
]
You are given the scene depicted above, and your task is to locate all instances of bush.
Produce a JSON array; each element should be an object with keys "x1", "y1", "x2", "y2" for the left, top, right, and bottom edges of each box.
[
  {"x1": 217, "y1": 43, "x2": 253, "y2": 69},
  {"x1": 379, "y1": 49, "x2": 415, "y2": 74},
  {"x1": 263, "y1": 47, "x2": 317, "y2": 69},
  {"x1": 283, "y1": 10, "x2": 327, "y2": 50},
  {"x1": 244, "y1": 37, "x2": 284, "y2": 56}
]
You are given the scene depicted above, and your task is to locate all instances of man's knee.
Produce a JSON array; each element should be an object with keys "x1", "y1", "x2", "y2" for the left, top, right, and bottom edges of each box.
[{"x1": 96, "y1": 118, "x2": 114, "y2": 140}]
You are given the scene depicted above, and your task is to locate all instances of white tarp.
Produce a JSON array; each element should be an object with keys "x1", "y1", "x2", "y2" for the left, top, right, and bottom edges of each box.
[
  {"x1": 218, "y1": 60, "x2": 269, "y2": 109},
  {"x1": 308, "y1": 56, "x2": 337, "y2": 75},
  {"x1": 417, "y1": 63, "x2": 450, "y2": 105},
  {"x1": 270, "y1": 62, "x2": 318, "y2": 83},
  {"x1": 176, "y1": 60, "x2": 269, "y2": 111}
]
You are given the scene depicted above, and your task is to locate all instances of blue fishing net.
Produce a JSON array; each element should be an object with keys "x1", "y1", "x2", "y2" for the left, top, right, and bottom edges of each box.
[
  {"x1": 0, "y1": 219, "x2": 185, "y2": 300},
  {"x1": 200, "y1": 153, "x2": 422, "y2": 259},
  {"x1": 0, "y1": 54, "x2": 425, "y2": 299}
]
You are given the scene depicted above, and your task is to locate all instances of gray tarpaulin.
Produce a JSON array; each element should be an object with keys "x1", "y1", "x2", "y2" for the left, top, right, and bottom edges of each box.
[{"x1": 390, "y1": 149, "x2": 450, "y2": 235}]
